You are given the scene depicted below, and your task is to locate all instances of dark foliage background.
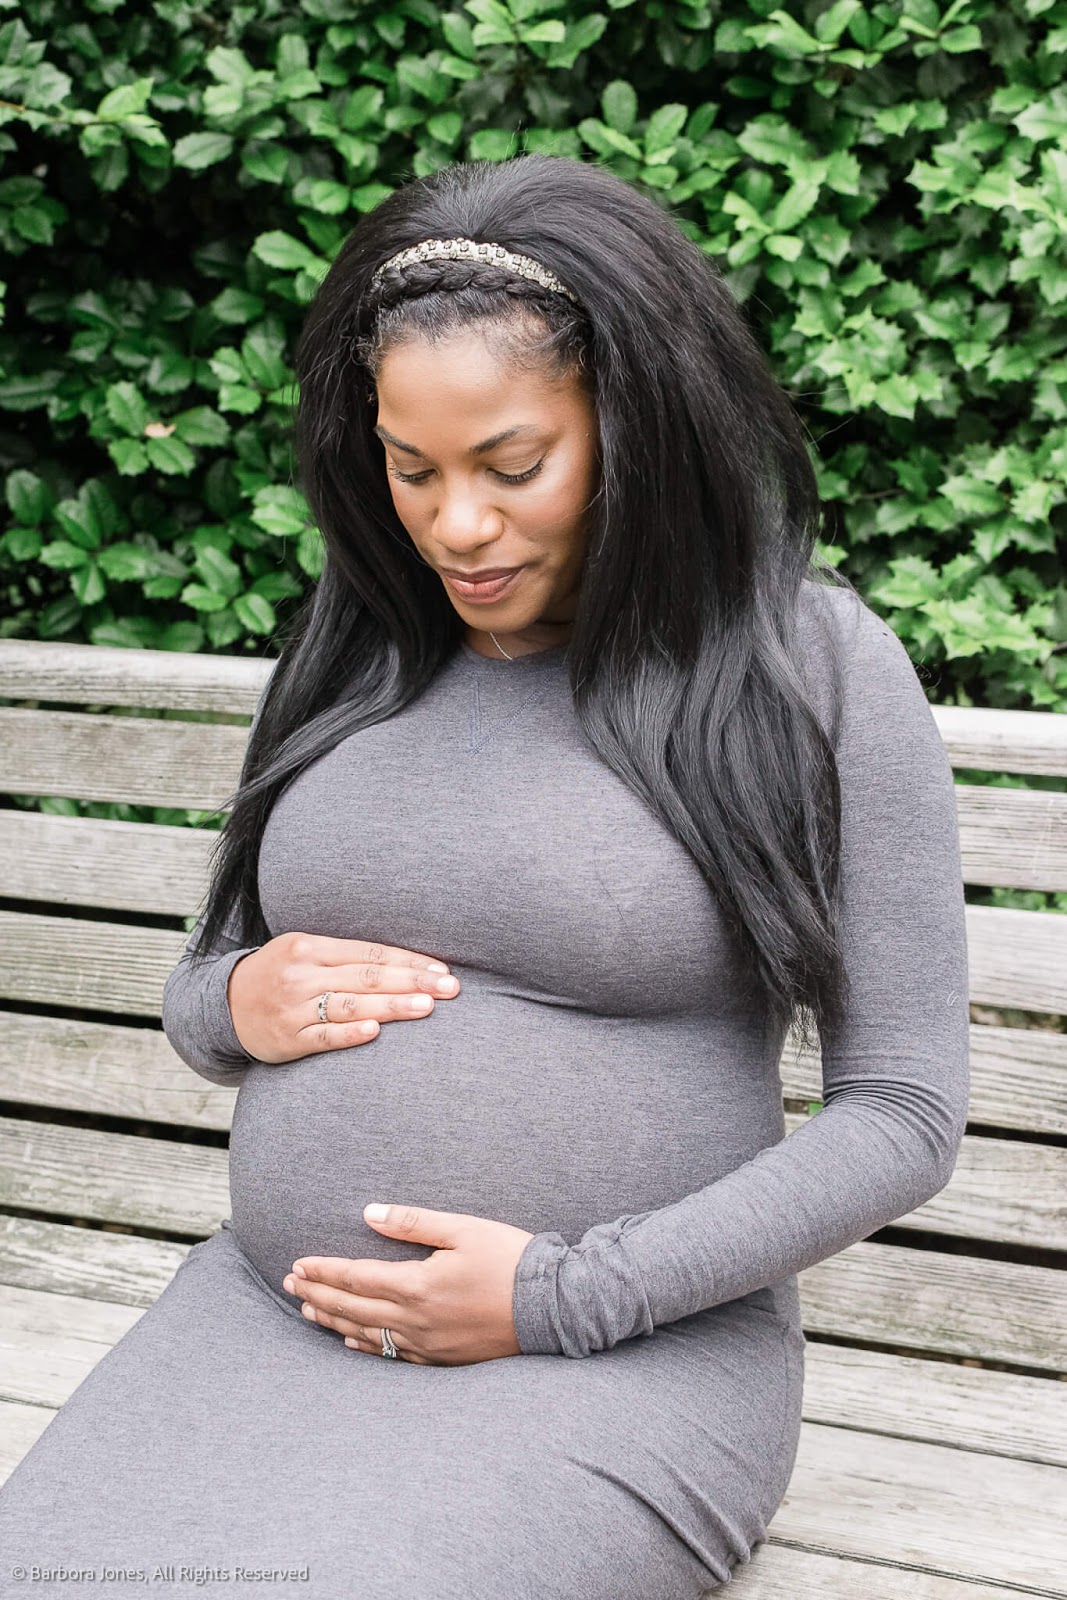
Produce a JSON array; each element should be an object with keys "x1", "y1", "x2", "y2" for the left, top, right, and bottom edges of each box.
[{"x1": 2, "y1": 0, "x2": 1064, "y2": 918}]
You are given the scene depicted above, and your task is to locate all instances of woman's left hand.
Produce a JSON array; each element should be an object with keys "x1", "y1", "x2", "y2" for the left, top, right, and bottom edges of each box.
[{"x1": 281, "y1": 1204, "x2": 536, "y2": 1365}]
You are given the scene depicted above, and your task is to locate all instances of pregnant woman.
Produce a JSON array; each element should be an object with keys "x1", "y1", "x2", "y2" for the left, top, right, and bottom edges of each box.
[{"x1": 0, "y1": 153, "x2": 970, "y2": 1597}]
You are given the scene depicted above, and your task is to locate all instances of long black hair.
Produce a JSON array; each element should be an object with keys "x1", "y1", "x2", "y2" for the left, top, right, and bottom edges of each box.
[{"x1": 190, "y1": 152, "x2": 857, "y2": 1049}]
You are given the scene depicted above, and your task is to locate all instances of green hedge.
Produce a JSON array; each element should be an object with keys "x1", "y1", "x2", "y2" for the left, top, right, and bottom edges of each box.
[{"x1": 2, "y1": 0, "x2": 1065, "y2": 726}]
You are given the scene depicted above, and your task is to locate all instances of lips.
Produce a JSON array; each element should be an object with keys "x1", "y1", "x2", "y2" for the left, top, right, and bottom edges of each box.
[
  {"x1": 441, "y1": 567, "x2": 522, "y2": 581},
  {"x1": 443, "y1": 566, "x2": 526, "y2": 603}
]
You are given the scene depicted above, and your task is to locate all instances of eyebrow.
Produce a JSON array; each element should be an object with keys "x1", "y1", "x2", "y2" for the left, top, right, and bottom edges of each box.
[{"x1": 372, "y1": 423, "x2": 542, "y2": 457}]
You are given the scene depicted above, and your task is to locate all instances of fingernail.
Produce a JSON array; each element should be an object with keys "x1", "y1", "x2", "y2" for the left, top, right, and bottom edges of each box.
[
  {"x1": 365, "y1": 1203, "x2": 388, "y2": 1221},
  {"x1": 428, "y1": 961, "x2": 449, "y2": 973}
]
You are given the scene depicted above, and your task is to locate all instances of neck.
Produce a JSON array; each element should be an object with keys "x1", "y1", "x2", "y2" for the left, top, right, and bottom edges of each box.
[{"x1": 465, "y1": 622, "x2": 573, "y2": 660}]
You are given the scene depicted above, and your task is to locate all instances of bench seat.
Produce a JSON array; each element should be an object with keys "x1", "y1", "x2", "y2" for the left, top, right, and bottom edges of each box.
[{"x1": 1, "y1": 637, "x2": 1065, "y2": 1596}]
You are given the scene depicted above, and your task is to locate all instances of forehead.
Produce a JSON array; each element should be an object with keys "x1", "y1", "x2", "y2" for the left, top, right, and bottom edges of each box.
[{"x1": 374, "y1": 327, "x2": 586, "y2": 423}]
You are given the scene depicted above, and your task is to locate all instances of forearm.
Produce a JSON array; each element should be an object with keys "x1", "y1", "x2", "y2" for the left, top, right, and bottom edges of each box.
[
  {"x1": 161, "y1": 925, "x2": 261, "y2": 1088},
  {"x1": 512, "y1": 1041, "x2": 968, "y2": 1356}
]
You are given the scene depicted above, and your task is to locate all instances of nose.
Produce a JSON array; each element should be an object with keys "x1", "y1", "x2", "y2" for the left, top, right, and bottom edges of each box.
[{"x1": 433, "y1": 479, "x2": 505, "y2": 552}]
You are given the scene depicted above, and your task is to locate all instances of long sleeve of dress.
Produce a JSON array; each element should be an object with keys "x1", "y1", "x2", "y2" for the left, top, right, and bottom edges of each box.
[
  {"x1": 161, "y1": 897, "x2": 262, "y2": 1088},
  {"x1": 161, "y1": 685, "x2": 270, "y2": 1089},
  {"x1": 510, "y1": 591, "x2": 971, "y2": 1358}
]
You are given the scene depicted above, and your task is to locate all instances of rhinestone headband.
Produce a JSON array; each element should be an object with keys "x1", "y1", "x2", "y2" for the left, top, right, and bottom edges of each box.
[{"x1": 368, "y1": 236, "x2": 580, "y2": 305}]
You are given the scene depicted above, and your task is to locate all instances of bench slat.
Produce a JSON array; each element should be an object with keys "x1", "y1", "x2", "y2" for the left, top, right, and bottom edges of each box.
[
  {"x1": 782, "y1": 1021, "x2": 1067, "y2": 1138},
  {"x1": 0, "y1": 1384, "x2": 1059, "y2": 1594},
  {"x1": 0, "y1": 812, "x2": 217, "y2": 917},
  {"x1": 0, "y1": 1216, "x2": 190, "y2": 1305},
  {"x1": 0, "y1": 638, "x2": 269, "y2": 713},
  {"x1": 0, "y1": 1012, "x2": 237, "y2": 1131},
  {"x1": 1, "y1": 708, "x2": 248, "y2": 810},
  {"x1": 1, "y1": 1216, "x2": 1062, "y2": 1373},
  {"x1": 0, "y1": 1283, "x2": 142, "y2": 1407},
  {"x1": 0, "y1": 1117, "x2": 229, "y2": 1236},
  {"x1": 1, "y1": 1010, "x2": 1064, "y2": 1140},
  {"x1": 932, "y1": 703, "x2": 1067, "y2": 778},
  {"x1": 801, "y1": 1239, "x2": 1067, "y2": 1373},
  {"x1": 4, "y1": 636, "x2": 1066, "y2": 777},
  {"x1": 3, "y1": 1277, "x2": 1061, "y2": 1466},
  {"x1": 782, "y1": 1109, "x2": 1066, "y2": 1250},
  {"x1": 730, "y1": 1545, "x2": 1042, "y2": 1599},
  {"x1": 800, "y1": 1342, "x2": 1067, "y2": 1467},
  {"x1": 2, "y1": 901, "x2": 1065, "y2": 1025},
  {"x1": 772, "y1": 1422, "x2": 1066, "y2": 1593},
  {"x1": 1, "y1": 1112, "x2": 1063, "y2": 1271},
  {"x1": 3, "y1": 787, "x2": 1065, "y2": 903}
]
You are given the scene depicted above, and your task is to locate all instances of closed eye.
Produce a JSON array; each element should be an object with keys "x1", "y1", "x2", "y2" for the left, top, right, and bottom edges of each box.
[{"x1": 388, "y1": 460, "x2": 545, "y2": 487}]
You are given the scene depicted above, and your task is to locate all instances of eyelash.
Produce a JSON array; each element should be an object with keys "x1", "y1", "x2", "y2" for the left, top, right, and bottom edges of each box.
[{"x1": 388, "y1": 460, "x2": 545, "y2": 487}]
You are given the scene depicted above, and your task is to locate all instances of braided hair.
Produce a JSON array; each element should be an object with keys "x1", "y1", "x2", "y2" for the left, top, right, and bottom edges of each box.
[{"x1": 354, "y1": 251, "x2": 592, "y2": 393}]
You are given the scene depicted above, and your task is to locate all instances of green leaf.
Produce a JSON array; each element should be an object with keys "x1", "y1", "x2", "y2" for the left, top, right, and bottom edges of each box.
[
  {"x1": 242, "y1": 145, "x2": 290, "y2": 185},
  {"x1": 205, "y1": 46, "x2": 257, "y2": 86},
  {"x1": 4, "y1": 526, "x2": 43, "y2": 561},
  {"x1": 1014, "y1": 93, "x2": 1067, "y2": 144},
  {"x1": 441, "y1": 14, "x2": 477, "y2": 58},
  {"x1": 602, "y1": 80, "x2": 638, "y2": 133},
  {"x1": 469, "y1": 128, "x2": 521, "y2": 161},
  {"x1": 939, "y1": 474, "x2": 1004, "y2": 516},
  {"x1": 172, "y1": 133, "x2": 235, "y2": 171},
  {"x1": 941, "y1": 23, "x2": 983, "y2": 51},
  {"x1": 736, "y1": 115, "x2": 810, "y2": 167},
  {"x1": 251, "y1": 485, "x2": 309, "y2": 536},
  {"x1": 252, "y1": 231, "x2": 322, "y2": 271},
  {"x1": 39, "y1": 540, "x2": 90, "y2": 570},
  {"x1": 304, "y1": 180, "x2": 352, "y2": 214},
  {"x1": 522, "y1": 20, "x2": 566, "y2": 41},
  {"x1": 814, "y1": 0, "x2": 860, "y2": 44},
  {"x1": 108, "y1": 440, "x2": 149, "y2": 475},
  {"x1": 242, "y1": 330, "x2": 289, "y2": 390},
  {"x1": 195, "y1": 544, "x2": 242, "y2": 596},
  {"x1": 181, "y1": 583, "x2": 230, "y2": 613},
  {"x1": 234, "y1": 592, "x2": 277, "y2": 634},
  {"x1": 773, "y1": 178, "x2": 820, "y2": 229},
  {"x1": 95, "y1": 79, "x2": 154, "y2": 121},
  {"x1": 172, "y1": 407, "x2": 230, "y2": 448},
  {"x1": 145, "y1": 436, "x2": 197, "y2": 474},
  {"x1": 297, "y1": 524, "x2": 325, "y2": 579},
  {"x1": 209, "y1": 288, "x2": 265, "y2": 325},
  {"x1": 6, "y1": 469, "x2": 53, "y2": 524},
  {"x1": 872, "y1": 554, "x2": 942, "y2": 607},
  {"x1": 765, "y1": 233, "x2": 804, "y2": 260},
  {"x1": 645, "y1": 103, "x2": 688, "y2": 154},
  {"x1": 874, "y1": 374, "x2": 920, "y2": 418},
  {"x1": 427, "y1": 112, "x2": 463, "y2": 145},
  {"x1": 71, "y1": 559, "x2": 106, "y2": 607},
  {"x1": 98, "y1": 542, "x2": 155, "y2": 582},
  {"x1": 105, "y1": 381, "x2": 149, "y2": 437},
  {"x1": 217, "y1": 385, "x2": 262, "y2": 415}
]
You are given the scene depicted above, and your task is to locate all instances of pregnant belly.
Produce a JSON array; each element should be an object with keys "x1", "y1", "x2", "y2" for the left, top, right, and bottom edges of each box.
[{"x1": 227, "y1": 985, "x2": 780, "y2": 1297}]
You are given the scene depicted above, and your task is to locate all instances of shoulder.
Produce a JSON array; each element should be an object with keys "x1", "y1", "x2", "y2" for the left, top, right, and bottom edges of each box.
[{"x1": 792, "y1": 577, "x2": 938, "y2": 748}]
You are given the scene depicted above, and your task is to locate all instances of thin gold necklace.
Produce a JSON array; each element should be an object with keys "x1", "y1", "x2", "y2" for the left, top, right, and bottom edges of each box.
[{"x1": 488, "y1": 630, "x2": 514, "y2": 660}]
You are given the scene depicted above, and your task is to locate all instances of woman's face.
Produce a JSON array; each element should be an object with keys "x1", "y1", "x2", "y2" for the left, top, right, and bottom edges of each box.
[{"x1": 373, "y1": 326, "x2": 600, "y2": 655}]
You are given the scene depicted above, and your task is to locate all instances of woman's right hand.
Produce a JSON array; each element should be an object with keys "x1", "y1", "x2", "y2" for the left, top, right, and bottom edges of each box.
[{"x1": 225, "y1": 933, "x2": 460, "y2": 1064}]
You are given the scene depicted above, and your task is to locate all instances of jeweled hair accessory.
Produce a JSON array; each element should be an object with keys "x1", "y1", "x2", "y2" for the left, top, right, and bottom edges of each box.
[{"x1": 368, "y1": 236, "x2": 581, "y2": 305}]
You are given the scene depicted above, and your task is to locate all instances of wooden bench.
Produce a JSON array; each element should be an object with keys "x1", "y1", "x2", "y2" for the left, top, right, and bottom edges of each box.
[{"x1": 1, "y1": 635, "x2": 1065, "y2": 1597}]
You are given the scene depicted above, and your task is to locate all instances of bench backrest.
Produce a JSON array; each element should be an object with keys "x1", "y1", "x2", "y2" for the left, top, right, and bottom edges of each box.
[{"x1": 1, "y1": 637, "x2": 1065, "y2": 1374}]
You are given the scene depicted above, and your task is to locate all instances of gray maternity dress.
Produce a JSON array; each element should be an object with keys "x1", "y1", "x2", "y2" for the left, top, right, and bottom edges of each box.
[{"x1": 0, "y1": 580, "x2": 971, "y2": 1599}]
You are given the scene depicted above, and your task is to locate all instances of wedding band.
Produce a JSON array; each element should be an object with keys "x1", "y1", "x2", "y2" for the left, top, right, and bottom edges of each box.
[
  {"x1": 381, "y1": 1327, "x2": 398, "y2": 1359},
  {"x1": 317, "y1": 992, "x2": 332, "y2": 1023}
]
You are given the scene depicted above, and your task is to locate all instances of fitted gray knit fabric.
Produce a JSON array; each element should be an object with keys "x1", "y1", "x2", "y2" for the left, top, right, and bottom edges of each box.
[{"x1": 0, "y1": 580, "x2": 970, "y2": 1599}]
